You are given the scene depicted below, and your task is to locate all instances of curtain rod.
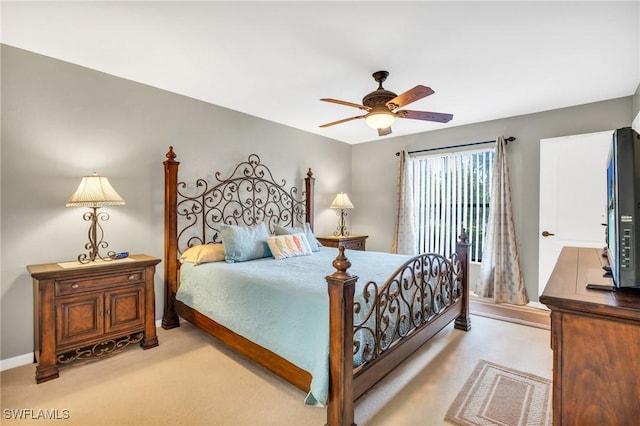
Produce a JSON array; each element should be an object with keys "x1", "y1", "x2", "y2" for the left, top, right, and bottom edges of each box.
[{"x1": 395, "y1": 136, "x2": 516, "y2": 156}]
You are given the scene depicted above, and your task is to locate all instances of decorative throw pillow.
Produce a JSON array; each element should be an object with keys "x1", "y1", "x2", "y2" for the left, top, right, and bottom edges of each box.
[
  {"x1": 180, "y1": 244, "x2": 225, "y2": 265},
  {"x1": 267, "y1": 233, "x2": 313, "y2": 260},
  {"x1": 219, "y1": 222, "x2": 270, "y2": 263},
  {"x1": 273, "y1": 222, "x2": 321, "y2": 252}
]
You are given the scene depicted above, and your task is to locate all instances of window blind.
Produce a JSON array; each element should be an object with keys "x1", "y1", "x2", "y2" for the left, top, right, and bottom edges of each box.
[{"x1": 412, "y1": 148, "x2": 494, "y2": 262}]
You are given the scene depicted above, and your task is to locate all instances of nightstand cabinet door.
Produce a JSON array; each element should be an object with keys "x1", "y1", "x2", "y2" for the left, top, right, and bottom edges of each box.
[
  {"x1": 105, "y1": 284, "x2": 145, "y2": 334},
  {"x1": 56, "y1": 292, "x2": 105, "y2": 349}
]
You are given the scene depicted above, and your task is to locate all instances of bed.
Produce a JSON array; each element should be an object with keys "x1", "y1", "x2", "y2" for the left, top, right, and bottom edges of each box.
[{"x1": 161, "y1": 147, "x2": 471, "y2": 426}]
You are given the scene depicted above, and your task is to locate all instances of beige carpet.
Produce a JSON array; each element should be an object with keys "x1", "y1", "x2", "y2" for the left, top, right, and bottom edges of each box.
[
  {"x1": 445, "y1": 360, "x2": 552, "y2": 426},
  {"x1": 1, "y1": 321, "x2": 327, "y2": 426},
  {"x1": 1, "y1": 316, "x2": 552, "y2": 425}
]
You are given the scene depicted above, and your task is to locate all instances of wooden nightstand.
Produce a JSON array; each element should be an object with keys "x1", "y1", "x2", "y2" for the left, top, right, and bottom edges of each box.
[
  {"x1": 316, "y1": 235, "x2": 368, "y2": 251},
  {"x1": 27, "y1": 254, "x2": 161, "y2": 383}
]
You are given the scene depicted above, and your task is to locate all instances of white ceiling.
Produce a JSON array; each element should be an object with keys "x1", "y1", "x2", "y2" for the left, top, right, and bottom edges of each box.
[{"x1": 2, "y1": 1, "x2": 639, "y2": 144}]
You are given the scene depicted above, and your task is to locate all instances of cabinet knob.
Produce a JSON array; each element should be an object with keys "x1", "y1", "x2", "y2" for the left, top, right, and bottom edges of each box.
[
  {"x1": 71, "y1": 283, "x2": 79, "y2": 289},
  {"x1": 128, "y1": 275, "x2": 135, "y2": 280}
]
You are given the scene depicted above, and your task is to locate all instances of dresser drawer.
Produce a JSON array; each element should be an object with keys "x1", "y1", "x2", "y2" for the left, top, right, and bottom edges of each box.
[{"x1": 55, "y1": 270, "x2": 144, "y2": 296}]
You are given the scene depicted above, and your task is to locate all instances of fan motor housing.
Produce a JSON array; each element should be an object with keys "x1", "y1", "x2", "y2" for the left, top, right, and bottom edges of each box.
[{"x1": 362, "y1": 89, "x2": 397, "y2": 109}]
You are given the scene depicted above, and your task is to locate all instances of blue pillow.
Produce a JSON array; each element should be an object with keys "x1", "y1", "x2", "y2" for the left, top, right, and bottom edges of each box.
[
  {"x1": 273, "y1": 222, "x2": 321, "y2": 252},
  {"x1": 219, "y1": 222, "x2": 270, "y2": 263}
]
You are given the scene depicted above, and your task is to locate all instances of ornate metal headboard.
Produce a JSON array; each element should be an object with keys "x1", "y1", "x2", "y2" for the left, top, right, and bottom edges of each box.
[
  {"x1": 174, "y1": 152, "x2": 314, "y2": 253},
  {"x1": 163, "y1": 147, "x2": 315, "y2": 254}
]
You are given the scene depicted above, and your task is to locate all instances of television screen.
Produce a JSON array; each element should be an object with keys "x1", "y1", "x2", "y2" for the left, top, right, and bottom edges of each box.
[
  {"x1": 605, "y1": 127, "x2": 640, "y2": 290},
  {"x1": 606, "y1": 148, "x2": 617, "y2": 280}
]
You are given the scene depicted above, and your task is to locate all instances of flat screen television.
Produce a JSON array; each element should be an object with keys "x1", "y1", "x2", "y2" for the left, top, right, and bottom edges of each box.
[{"x1": 605, "y1": 127, "x2": 640, "y2": 290}]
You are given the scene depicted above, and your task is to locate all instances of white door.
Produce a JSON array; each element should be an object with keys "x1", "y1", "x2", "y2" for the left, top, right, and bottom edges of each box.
[{"x1": 538, "y1": 130, "x2": 612, "y2": 297}]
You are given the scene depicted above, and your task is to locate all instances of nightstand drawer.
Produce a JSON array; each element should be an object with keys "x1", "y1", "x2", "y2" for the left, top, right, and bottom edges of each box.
[
  {"x1": 341, "y1": 239, "x2": 365, "y2": 250},
  {"x1": 317, "y1": 235, "x2": 368, "y2": 251},
  {"x1": 55, "y1": 271, "x2": 144, "y2": 296}
]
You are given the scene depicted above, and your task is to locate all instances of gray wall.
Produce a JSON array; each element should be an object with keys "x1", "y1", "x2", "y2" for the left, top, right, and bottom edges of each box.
[
  {"x1": 351, "y1": 97, "x2": 634, "y2": 302},
  {"x1": 0, "y1": 45, "x2": 351, "y2": 359}
]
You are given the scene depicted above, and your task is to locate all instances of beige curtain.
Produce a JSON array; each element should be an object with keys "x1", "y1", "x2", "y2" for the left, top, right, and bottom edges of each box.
[
  {"x1": 477, "y1": 137, "x2": 529, "y2": 305},
  {"x1": 392, "y1": 150, "x2": 417, "y2": 255}
]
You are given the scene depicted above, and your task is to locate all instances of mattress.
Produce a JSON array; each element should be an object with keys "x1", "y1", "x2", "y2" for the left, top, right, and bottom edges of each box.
[{"x1": 176, "y1": 247, "x2": 412, "y2": 405}]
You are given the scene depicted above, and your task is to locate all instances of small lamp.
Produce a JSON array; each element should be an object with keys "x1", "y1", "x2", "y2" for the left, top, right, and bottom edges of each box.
[
  {"x1": 330, "y1": 192, "x2": 354, "y2": 237},
  {"x1": 66, "y1": 173, "x2": 125, "y2": 263}
]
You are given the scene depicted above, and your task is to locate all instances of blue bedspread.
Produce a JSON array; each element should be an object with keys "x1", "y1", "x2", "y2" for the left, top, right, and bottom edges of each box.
[{"x1": 176, "y1": 247, "x2": 410, "y2": 406}]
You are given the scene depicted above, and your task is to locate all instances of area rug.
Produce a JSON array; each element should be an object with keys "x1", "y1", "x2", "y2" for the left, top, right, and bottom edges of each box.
[{"x1": 445, "y1": 360, "x2": 552, "y2": 426}]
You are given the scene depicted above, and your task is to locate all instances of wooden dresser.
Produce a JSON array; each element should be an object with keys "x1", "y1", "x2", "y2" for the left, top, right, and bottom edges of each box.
[
  {"x1": 316, "y1": 235, "x2": 368, "y2": 251},
  {"x1": 539, "y1": 246, "x2": 640, "y2": 425},
  {"x1": 27, "y1": 254, "x2": 161, "y2": 383}
]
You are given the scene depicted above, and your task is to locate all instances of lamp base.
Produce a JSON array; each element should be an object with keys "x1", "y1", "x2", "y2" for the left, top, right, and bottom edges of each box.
[
  {"x1": 78, "y1": 251, "x2": 117, "y2": 264},
  {"x1": 77, "y1": 207, "x2": 116, "y2": 264},
  {"x1": 333, "y1": 209, "x2": 350, "y2": 237}
]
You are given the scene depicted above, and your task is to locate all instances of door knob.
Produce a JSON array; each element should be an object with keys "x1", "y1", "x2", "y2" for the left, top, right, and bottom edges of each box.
[{"x1": 541, "y1": 231, "x2": 556, "y2": 237}]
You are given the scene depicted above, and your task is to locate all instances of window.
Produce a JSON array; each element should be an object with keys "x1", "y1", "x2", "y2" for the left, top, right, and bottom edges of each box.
[{"x1": 412, "y1": 148, "x2": 494, "y2": 262}]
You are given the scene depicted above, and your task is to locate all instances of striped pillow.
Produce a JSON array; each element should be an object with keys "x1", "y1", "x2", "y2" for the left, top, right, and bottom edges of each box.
[
  {"x1": 267, "y1": 233, "x2": 313, "y2": 260},
  {"x1": 273, "y1": 222, "x2": 321, "y2": 252}
]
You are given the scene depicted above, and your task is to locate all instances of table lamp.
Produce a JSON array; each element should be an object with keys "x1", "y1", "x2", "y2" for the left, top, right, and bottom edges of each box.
[
  {"x1": 330, "y1": 192, "x2": 354, "y2": 237},
  {"x1": 66, "y1": 173, "x2": 125, "y2": 263}
]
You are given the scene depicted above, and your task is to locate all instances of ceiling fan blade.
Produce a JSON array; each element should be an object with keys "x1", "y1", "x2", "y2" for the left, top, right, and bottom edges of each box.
[
  {"x1": 396, "y1": 110, "x2": 453, "y2": 123},
  {"x1": 320, "y1": 98, "x2": 370, "y2": 111},
  {"x1": 319, "y1": 115, "x2": 366, "y2": 128},
  {"x1": 386, "y1": 85, "x2": 435, "y2": 110},
  {"x1": 378, "y1": 127, "x2": 392, "y2": 137}
]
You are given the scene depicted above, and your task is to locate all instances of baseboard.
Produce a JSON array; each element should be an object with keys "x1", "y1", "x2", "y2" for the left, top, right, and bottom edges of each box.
[
  {"x1": 0, "y1": 319, "x2": 166, "y2": 371},
  {"x1": 0, "y1": 353, "x2": 33, "y2": 371},
  {"x1": 470, "y1": 297, "x2": 551, "y2": 330}
]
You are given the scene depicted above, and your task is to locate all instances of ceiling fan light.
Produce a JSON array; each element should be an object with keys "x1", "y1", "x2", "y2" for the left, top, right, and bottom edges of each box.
[{"x1": 365, "y1": 110, "x2": 395, "y2": 130}]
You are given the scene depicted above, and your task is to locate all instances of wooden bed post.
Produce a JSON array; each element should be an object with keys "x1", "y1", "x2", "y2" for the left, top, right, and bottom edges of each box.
[
  {"x1": 454, "y1": 229, "x2": 472, "y2": 331},
  {"x1": 325, "y1": 246, "x2": 358, "y2": 426},
  {"x1": 162, "y1": 146, "x2": 180, "y2": 330},
  {"x1": 305, "y1": 168, "x2": 315, "y2": 230}
]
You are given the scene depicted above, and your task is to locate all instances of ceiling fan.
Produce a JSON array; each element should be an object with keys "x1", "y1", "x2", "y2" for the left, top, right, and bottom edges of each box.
[{"x1": 319, "y1": 71, "x2": 453, "y2": 136}]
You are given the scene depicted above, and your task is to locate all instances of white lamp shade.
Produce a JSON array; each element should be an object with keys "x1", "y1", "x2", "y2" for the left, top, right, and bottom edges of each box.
[
  {"x1": 365, "y1": 108, "x2": 395, "y2": 130},
  {"x1": 330, "y1": 192, "x2": 354, "y2": 209},
  {"x1": 66, "y1": 174, "x2": 125, "y2": 207}
]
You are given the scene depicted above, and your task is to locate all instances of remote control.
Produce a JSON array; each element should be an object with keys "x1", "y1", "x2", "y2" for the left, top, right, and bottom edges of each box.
[{"x1": 112, "y1": 252, "x2": 129, "y2": 260}]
